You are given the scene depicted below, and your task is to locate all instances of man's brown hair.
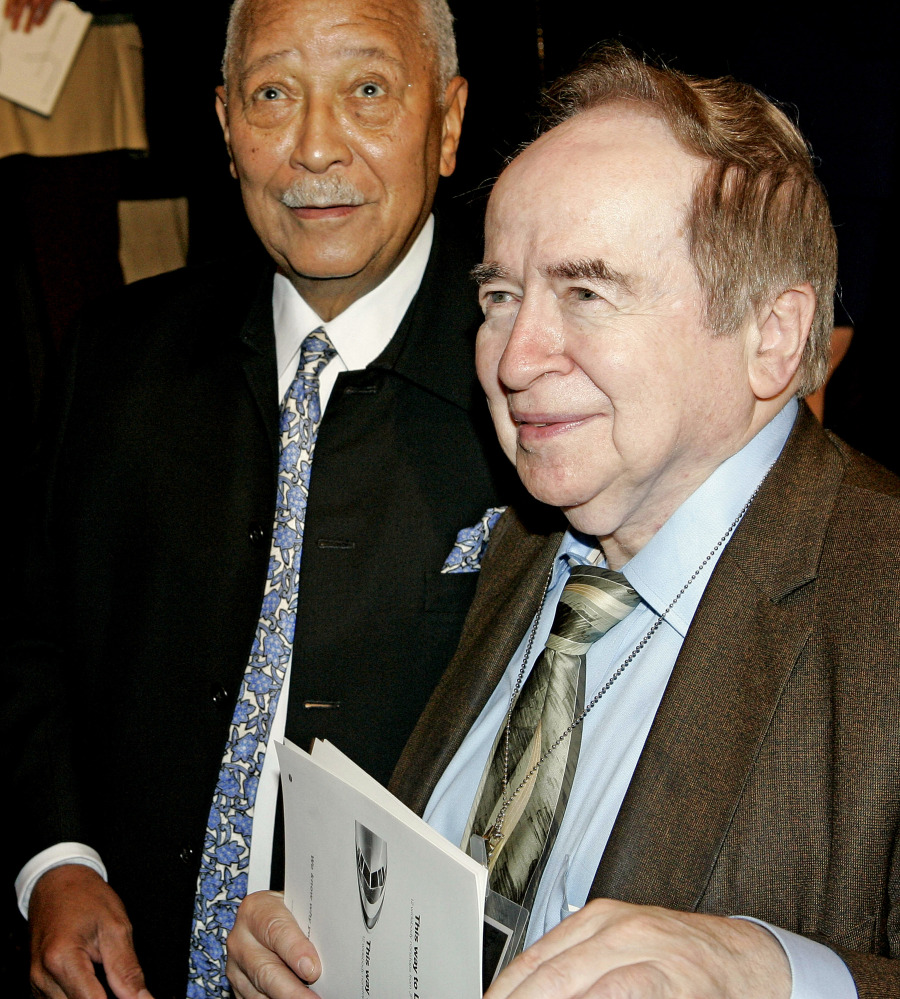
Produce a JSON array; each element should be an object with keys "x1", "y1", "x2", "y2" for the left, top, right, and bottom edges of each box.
[{"x1": 539, "y1": 43, "x2": 837, "y2": 395}]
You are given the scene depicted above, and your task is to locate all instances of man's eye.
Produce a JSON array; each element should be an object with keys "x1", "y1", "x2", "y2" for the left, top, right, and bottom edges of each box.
[
  {"x1": 256, "y1": 86, "x2": 285, "y2": 101},
  {"x1": 482, "y1": 290, "x2": 516, "y2": 309},
  {"x1": 355, "y1": 82, "x2": 386, "y2": 98},
  {"x1": 574, "y1": 287, "x2": 600, "y2": 301}
]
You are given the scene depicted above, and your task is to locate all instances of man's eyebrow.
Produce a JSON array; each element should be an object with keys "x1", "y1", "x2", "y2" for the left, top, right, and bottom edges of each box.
[
  {"x1": 239, "y1": 49, "x2": 299, "y2": 85},
  {"x1": 337, "y1": 46, "x2": 404, "y2": 68},
  {"x1": 546, "y1": 258, "x2": 632, "y2": 293},
  {"x1": 471, "y1": 263, "x2": 507, "y2": 286}
]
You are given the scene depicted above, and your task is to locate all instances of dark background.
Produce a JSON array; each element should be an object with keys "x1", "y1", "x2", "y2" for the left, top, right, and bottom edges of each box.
[
  {"x1": 8, "y1": 5, "x2": 899, "y2": 471},
  {"x1": 5, "y1": 3, "x2": 898, "y2": 991},
  {"x1": 138, "y1": 4, "x2": 899, "y2": 469}
]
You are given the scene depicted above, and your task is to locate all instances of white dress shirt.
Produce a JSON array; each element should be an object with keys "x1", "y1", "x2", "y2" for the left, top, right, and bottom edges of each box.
[{"x1": 15, "y1": 217, "x2": 435, "y2": 914}]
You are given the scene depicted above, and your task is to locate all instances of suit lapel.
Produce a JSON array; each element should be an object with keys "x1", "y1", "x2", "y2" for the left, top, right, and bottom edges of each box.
[
  {"x1": 370, "y1": 217, "x2": 484, "y2": 411},
  {"x1": 390, "y1": 508, "x2": 563, "y2": 814},
  {"x1": 590, "y1": 406, "x2": 847, "y2": 909},
  {"x1": 236, "y1": 269, "x2": 281, "y2": 459}
]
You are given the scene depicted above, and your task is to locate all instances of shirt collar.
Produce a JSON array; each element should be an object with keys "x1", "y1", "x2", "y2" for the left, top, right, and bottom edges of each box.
[
  {"x1": 272, "y1": 216, "x2": 434, "y2": 382},
  {"x1": 553, "y1": 398, "x2": 799, "y2": 636}
]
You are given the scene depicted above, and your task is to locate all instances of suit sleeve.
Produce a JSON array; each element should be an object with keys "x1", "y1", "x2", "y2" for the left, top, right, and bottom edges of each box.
[{"x1": 3, "y1": 314, "x2": 93, "y2": 874}]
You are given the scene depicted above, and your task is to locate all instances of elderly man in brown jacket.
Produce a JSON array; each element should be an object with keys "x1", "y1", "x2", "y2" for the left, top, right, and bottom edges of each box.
[{"x1": 229, "y1": 45, "x2": 900, "y2": 999}]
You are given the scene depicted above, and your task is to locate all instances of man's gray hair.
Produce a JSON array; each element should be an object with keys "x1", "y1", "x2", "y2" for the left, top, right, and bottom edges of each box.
[{"x1": 223, "y1": 0, "x2": 458, "y2": 93}]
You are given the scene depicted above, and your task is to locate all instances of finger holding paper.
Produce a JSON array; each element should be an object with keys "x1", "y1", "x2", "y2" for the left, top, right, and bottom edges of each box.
[
  {"x1": 226, "y1": 891, "x2": 322, "y2": 999},
  {"x1": 4, "y1": 0, "x2": 58, "y2": 32}
]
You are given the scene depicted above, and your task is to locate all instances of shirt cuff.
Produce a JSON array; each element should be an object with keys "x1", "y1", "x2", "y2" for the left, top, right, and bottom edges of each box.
[
  {"x1": 15, "y1": 843, "x2": 108, "y2": 918},
  {"x1": 733, "y1": 916, "x2": 858, "y2": 999}
]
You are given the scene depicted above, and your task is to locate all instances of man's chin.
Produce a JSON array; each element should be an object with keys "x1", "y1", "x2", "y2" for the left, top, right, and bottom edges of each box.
[
  {"x1": 274, "y1": 255, "x2": 389, "y2": 320},
  {"x1": 264, "y1": 225, "x2": 376, "y2": 283},
  {"x1": 514, "y1": 461, "x2": 598, "y2": 515},
  {"x1": 276, "y1": 258, "x2": 367, "y2": 284}
]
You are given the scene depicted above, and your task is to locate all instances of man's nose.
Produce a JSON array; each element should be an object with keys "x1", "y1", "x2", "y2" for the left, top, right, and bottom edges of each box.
[
  {"x1": 496, "y1": 299, "x2": 572, "y2": 391},
  {"x1": 288, "y1": 96, "x2": 352, "y2": 173}
]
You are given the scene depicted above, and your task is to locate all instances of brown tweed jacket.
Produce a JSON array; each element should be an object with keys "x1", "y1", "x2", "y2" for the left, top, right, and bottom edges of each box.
[{"x1": 390, "y1": 405, "x2": 900, "y2": 996}]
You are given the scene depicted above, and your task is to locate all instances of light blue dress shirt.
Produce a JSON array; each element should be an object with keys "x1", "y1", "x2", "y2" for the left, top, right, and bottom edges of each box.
[{"x1": 425, "y1": 398, "x2": 857, "y2": 999}]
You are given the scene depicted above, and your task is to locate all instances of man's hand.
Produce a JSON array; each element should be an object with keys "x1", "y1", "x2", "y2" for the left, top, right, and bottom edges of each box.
[
  {"x1": 29, "y1": 864, "x2": 152, "y2": 999},
  {"x1": 226, "y1": 891, "x2": 322, "y2": 999},
  {"x1": 485, "y1": 898, "x2": 791, "y2": 999},
  {"x1": 4, "y1": 0, "x2": 57, "y2": 32}
]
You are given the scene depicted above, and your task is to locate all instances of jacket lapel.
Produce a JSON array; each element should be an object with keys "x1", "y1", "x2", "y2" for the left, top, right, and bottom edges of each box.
[
  {"x1": 236, "y1": 268, "x2": 281, "y2": 459},
  {"x1": 370, "y1": 217, "x2": 484, "y2": 412},
  {"x1": 589, "y1": 406, "x2": 847, "y2": 909}
]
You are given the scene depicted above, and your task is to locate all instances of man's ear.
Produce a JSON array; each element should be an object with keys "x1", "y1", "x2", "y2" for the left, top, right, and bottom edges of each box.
[
  {"x1": 748, "y1": 282, "x2": 816, "y2": 400},
  {"x1": 215, "y1": 85, "x2": 238, "y2": 180},
  {"x1": 438, "y1": 76, "x2": 468, "y2": 178}
]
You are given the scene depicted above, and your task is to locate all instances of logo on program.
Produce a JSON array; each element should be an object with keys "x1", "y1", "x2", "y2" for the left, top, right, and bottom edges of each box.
[{"x1": 354, "y1": 821, "x2": 388, "y2": 930}]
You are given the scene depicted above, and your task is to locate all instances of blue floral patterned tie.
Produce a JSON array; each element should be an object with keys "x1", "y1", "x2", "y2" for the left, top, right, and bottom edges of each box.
[{"x1": 187, "y1": 330, "x2": 336, "y2": 997}]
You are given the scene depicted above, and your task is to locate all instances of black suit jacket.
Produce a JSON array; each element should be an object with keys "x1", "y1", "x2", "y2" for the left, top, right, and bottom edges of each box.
[
  {"x1": 391, "y1": 406, "x2": 900, "y2": 997},
  {"x1": 6, "y1": 226, "x2": 516, "y2": 998}
]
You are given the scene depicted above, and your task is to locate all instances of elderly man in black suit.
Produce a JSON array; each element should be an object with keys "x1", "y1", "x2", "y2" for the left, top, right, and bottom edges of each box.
[{"x1": 7, "y1": 1, "x2": 516, "y2": 997}]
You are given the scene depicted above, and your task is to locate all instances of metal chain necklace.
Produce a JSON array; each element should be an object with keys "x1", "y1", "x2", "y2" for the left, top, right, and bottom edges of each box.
[{"x1": 482, "y1": 477, "x2": 768, "y2": 856}]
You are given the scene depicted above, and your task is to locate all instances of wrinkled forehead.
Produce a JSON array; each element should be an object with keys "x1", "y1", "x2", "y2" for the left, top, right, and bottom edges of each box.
[{"x1": 232, "y1": 0, "x2": 431, "y2": 77}]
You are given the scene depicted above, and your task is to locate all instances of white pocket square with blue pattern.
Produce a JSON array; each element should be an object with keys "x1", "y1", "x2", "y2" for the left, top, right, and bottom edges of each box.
[{"x1": 441, "y1": 506, "x2": 508, "y2": 574}]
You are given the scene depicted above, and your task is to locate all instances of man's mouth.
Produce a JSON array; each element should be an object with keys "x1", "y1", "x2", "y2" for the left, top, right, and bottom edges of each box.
[
  {"x1": 512, "y1": 412, "x2": 585, "y2": 426},
  {"x1": 511, "y1": 412, "x2": 591, "y2": 440},
  {"x1": 288, "y1": 204, "x2": 360, "y2": 219}
]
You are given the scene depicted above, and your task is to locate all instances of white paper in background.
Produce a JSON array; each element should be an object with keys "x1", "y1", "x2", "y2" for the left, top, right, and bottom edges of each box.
[
  {"x1": 0, "y1": 1, "x2": 92, "y2": 116},
  {"x1": 277, "y1": 739, "x2": 486, "y2": 999}
]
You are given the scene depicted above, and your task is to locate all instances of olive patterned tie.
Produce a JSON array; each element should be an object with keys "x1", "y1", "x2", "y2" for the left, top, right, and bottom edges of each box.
[{"x1": 465, "y1": 564, "x2": 640, "y2": 911}]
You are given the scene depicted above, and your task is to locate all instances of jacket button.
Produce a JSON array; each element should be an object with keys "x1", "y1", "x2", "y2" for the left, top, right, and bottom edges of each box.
[
  {"x1": 248, "y1": 522, "x2": 268, "y2": 548},
  {"x1": 211, "y1": 684, "x2": 230, "y2": 709},
  {"x1": 179, "y1": 845, "x2": 196, "y2": 865}
]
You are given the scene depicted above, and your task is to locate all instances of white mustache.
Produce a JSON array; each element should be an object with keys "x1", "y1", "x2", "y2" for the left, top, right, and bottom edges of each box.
[{"x1": 280, "y1": 177, "x2": 366, "y2": 209}]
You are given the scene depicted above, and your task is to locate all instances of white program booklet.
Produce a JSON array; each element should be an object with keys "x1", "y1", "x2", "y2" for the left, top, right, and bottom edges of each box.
[
  {"x1": 0, "y1": 1, "x2": 92, "y2": 116},
  {"x1": 277, "y1": 739, "x2": 487, "y2": 999}
]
